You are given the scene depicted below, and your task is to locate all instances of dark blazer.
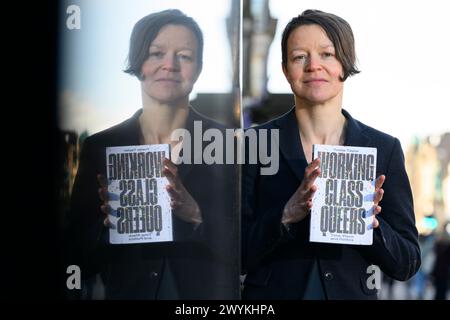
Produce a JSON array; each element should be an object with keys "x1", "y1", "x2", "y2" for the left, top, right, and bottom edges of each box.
[
  {"x1": 66, "y1": 107, "x2": 239, "y2": 299},
  {"x1": 242, "y1": 107, "x2": 421, "y2": 299}
]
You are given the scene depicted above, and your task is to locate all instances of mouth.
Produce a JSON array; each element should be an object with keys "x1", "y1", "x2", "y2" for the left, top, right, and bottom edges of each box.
[
  {"x1": 303, "y1": 79, "x2": 327, "y2": 84},
  {"x1": 156, "y1": 78, "x2": 181, "y2": 83}
]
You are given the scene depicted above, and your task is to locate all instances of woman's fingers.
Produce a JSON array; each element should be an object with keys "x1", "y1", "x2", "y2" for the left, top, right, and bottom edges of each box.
[
  {"x1": 103, "y1": 216, "x2": 115, "y2": 229},
  {"x1": 170, "y1": 200, "x2": 182, "y2": 209},
  {"x1": 370, "y1": 205, "x2": 382, "y2": 229},
  {"x1": 97, "y1": 174, "x2": 113, "y2": 228},
  {"x1": 97, "y1": 174, "x2": 108, "y2": 188},
  {"x1": 163, "y1": 159, "x2": 189, "y2": 207},
  {"x1": 163, "y1": 159, "x2": 184, "y2": 193},
  {"x1": 303, "y1": 158, "x2": 321, "y2": 187},
  {"x1": 97, "y1": 174, "x2": 109, "y2": 202},
  {"x1": 374, "y1": 188, "x2": 384, "y2": 205},
  {"x1": 98, "y1": 187, "x2": 108, "y2": 203},
  {"x1": 374, "y1": 205, "x2": 382, "y2": 215},
  {"x1": 373, "y1": 176, "x2": 385, "y2": 218},
  {"x1": 303, "y1": 184, "x2": 317, "y2": 203},
  {"x1": 163, "y1": 161, "x2": 189, "y2": 210},
  {"x1": 163, "y1": 158, "x2": 178, "y2": 176},
  {"x1": 166, "y1": 184, "x2": 182, "y2": 201},
  {"x1": 301, "y1": 169, "x2": 320, "y2": 196},
  {"x1": 375, "y1": 175, "x2": 386, "y2": 190},
  {"x1": 371, "y1": 175, "x2": 385, "y2": 230},
  {"x1": 372, "y1": 217, "x2": 379, "y2": 229},
  {"x1": 303, "y1": 185, "x2": 317, "y2": 214},
  {"x1": 163, "y1": 166, "x2": 179, "y2": 189},
  {"x1": 100, "y1": 204, "x2": 111, "y2": 215}
]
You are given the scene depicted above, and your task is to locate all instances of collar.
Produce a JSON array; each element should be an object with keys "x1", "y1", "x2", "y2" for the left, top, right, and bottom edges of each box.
[{"x1": 273, "y1": 107, "x2": 369, "y2": 180}]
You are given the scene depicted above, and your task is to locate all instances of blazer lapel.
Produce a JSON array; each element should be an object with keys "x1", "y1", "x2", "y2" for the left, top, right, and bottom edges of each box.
[
  {"x1": 342, "y1": 109, "x2": 371, "y2": 147},
  {"x1": 128, "y1": 108, "x2": 195, "y2": 180},
  {"x1": 274, "y1": 107, "x2": 307, "y2": 181},
  {"x1": 177, "y1": 107, "x2": 203, "y2": 180},
  {"x1": 273, "y1": 108, "x2": 371, "y2": 182}
]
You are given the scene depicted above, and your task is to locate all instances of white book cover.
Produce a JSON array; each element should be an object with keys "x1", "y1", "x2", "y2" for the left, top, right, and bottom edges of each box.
[
  {"x1": 106, "y1": 144, "x2": 172, "y2": 244},
  {"x1": 309, "y1": 144, "x2": 377, "y2": 245}
]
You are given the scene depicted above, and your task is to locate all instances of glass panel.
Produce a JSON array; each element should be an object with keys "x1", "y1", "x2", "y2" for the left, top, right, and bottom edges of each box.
[{"x1": 58, "y1": 0, "x2": 241, "y2": 300}]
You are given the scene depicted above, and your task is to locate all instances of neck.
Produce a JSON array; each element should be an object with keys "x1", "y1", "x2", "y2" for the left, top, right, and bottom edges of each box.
[
  {"x1": 295, "y1": 95, "x2": 346, "y2": 146},
  {"x1": 139, "y1": 96, "x2": 189, "y2": 145}
]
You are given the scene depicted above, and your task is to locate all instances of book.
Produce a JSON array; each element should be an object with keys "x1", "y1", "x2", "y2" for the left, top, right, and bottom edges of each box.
[
  {"x1": 309, "y1": 144, "x2": 377, "y2": 245},
  {"x1": 106, "y1": 144, "x2": 172, "y2": 244}
]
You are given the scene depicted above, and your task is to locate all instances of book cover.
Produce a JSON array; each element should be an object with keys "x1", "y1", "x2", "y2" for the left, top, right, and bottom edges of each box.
[
  {"x1": 309, "y1": 144, "x2": 377, "y2": 245},
  {"x1": 106, "y1": 144, "x2": 172, "y2": 244}
]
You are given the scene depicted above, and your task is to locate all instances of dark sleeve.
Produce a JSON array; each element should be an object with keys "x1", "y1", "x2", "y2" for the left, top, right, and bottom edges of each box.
[
  {"x1": 359, "y1": 138, "x2": 421, "y2": 281},
  {"x1": 64, "y1": 137, "x2": 110, "y2": 279},
  {"x1": 241, "y1": 152, "x2": 294, "y2": 274},
  {"x1": 173, "y1": 160, "x2": 239, "y2": 269},
  {"x1": 204, "y1": 163, "x2": 239, "y2": 265}
]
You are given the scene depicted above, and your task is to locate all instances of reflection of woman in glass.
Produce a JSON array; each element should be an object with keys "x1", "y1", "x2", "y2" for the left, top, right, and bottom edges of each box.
[
  {"x1": 242, "y1": 10, "x2": 420, "y2": 299},
  {"x1": 66, "y1": 9, "x2": 238, "y2": 299}
]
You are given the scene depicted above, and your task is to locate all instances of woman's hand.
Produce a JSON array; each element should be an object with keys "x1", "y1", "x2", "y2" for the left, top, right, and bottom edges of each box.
[
  {"x1": 97, "y1": 159, "x2": 202, "y2": 229},
  {"x1": 163, "y1": 158, "x2": 203, "y2": 227},
  {"x1": 97, "y1": 174, "x2": 113, "y2": 228},
  {"x1": 372, "y1": 175, "x2": 386, "y2": 229},
  {"x1": 281, "y1": 158, "x2": 321, "y2": 225}
]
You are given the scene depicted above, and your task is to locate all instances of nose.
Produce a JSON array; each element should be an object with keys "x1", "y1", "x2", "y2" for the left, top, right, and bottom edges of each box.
[
  {"x1": 305, "y1": 54, "x2": 322, "y2": 72},
  {"x1": 162, "y1": 54, "x2": 180, "y2": 72}
]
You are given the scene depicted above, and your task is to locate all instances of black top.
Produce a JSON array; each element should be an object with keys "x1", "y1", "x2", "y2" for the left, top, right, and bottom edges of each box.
[
  {"x1": 242, "y1": 107, "x2": 421, "y2": 300},
  {"x1": 65, "y1": 107, "x2": 240, "y2": 299}
]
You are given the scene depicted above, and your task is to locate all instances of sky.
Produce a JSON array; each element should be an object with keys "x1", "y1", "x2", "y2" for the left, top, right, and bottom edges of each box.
[{"x1": 59, "y1": 0, "x2": 450, "y2": 151}]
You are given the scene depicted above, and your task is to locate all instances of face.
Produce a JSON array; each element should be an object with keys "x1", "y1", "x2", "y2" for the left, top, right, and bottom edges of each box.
[
  {"x1": 140, "y1": 24, "x2": 201, "y2": 105},
  {"x1": 283, "y1": 24, "x2": 344, "y2": 105}
]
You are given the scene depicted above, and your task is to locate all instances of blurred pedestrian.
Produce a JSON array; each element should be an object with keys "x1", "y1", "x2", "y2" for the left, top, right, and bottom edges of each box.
[{"x1": 432, "y1": 221, "x2": 450, "y2": 300}]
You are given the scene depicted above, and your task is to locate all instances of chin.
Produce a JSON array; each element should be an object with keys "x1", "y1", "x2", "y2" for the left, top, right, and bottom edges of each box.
[
  {"x1": 301, "y1": 90, "x2": 341, "y2": 105},
  {"x1": 155, "y1": 95, "x2": 186, "y2": 105},
  {"x1": 312, "y1": 98, "x2": 331, "y2": 104},
  {"x1": 300, "y1": 95, "x2": 330, "y2": 105}
]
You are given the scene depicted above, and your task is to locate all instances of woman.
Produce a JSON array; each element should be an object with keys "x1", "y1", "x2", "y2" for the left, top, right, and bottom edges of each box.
[
  {"x1": 66, "y1": 9, "x2": 239, "y2": 299},
  {"x1": 242, "y1": 9, "x2": 420, "y2": 299}
]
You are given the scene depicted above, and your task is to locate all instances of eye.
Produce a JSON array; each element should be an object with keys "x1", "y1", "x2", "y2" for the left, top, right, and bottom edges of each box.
[
  {"x1": 149, "y1": 51, "x2": 164, "y2": 58},
  {"x1": 177, "y1": 53, "x2": 194, "y2": 62},
  {"x1": 178, "y1": 54, "x2": 193, "y2": 61},
  {"x1": 293, "y1": 54, "x2": 307, "y2": 62},
  {"x1": 321, "y1": 52, "x2": 334, "y2": 58}
]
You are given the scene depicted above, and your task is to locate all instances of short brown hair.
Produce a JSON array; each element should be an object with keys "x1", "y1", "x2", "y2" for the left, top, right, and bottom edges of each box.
[
  {"x1": 124, "y1": 9, "x2": 203, "y2": 80},
  {"x1": 281, "y1": 9, "x2": 360, "y2": 81}
]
